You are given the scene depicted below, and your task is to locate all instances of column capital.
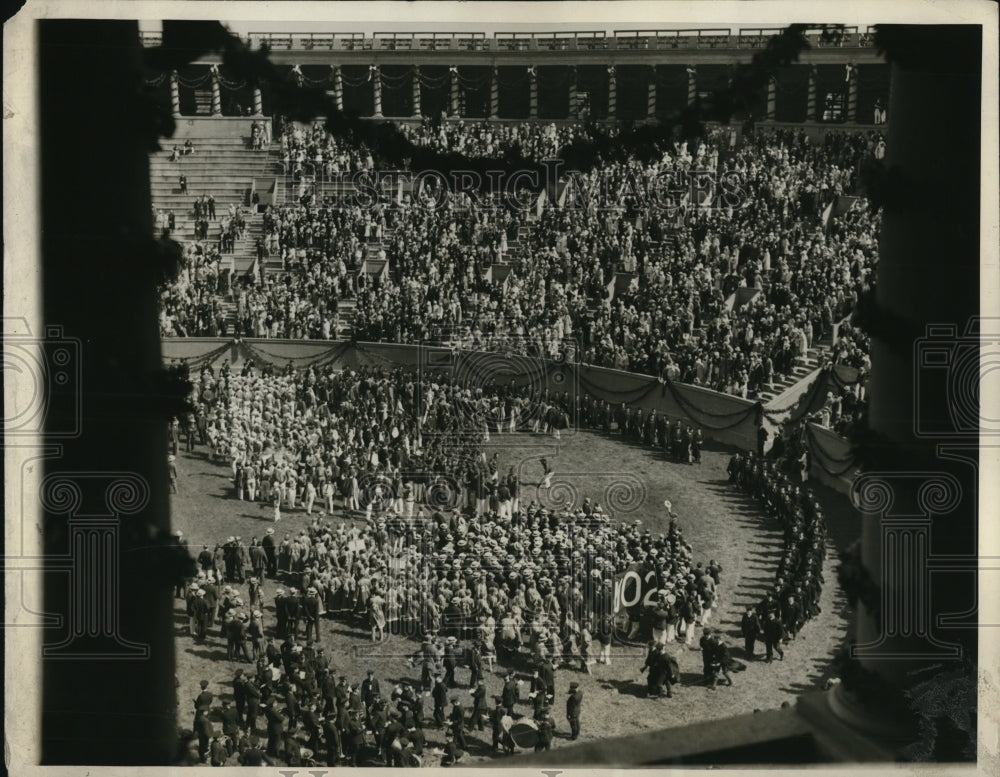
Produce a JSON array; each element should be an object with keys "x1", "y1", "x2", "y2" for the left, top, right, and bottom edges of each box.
[{"x1": 851, "y1": 471, "x2": 962, "y2": 521}]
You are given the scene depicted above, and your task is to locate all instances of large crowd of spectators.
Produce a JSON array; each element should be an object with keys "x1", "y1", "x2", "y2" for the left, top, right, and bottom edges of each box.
[
  {"x1": 160, "y1": 241, "x2": 234, "y2": 337},
  {"x1": 398, "y1": 119, "x2": 610, "y2": 160},
  {"x1": 348, "y1": 125, "x2": 880, "y2": 399},
  {"x1": 159, "y1": 118, "x2": 882, "y2": 407}
]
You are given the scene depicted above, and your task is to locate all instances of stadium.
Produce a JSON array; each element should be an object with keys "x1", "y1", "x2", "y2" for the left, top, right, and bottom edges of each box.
[{"x1": 12, "y1": 9, "x2": 991, "y2": 770}]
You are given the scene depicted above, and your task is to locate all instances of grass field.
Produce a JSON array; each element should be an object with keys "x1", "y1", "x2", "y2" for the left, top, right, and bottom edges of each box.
[{"x1": 170, "y1": 428, "x2": 858, "y2": 766}]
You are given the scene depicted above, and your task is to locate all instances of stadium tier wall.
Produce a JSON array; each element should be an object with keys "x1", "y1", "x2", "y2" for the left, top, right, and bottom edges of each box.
[{"x1": 163, "y1": 338, "x2": 761, "y2": 450}]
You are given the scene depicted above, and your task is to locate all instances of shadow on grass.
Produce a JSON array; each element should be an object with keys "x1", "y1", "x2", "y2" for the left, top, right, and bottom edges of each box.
[{"x1": 597, "y1": 677, "x2": 649, "y2": 699}]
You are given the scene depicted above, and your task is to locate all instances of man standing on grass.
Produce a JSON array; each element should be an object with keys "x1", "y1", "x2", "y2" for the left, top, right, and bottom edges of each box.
[
  {"x1": 741, "y1": 604, "x2": 761, "y2": 660},
  {"x1": 566, "y1": 681, "x2": 583, "y2": 740}
]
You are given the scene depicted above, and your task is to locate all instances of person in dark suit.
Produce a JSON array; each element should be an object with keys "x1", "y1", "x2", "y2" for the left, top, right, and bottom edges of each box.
[
  {"x1": 781, "y1": 594, "x2": 803, "y2": 639},
  {"x1": 249, "y1": 541, "x2": 267, "y2": 580},
  {"x1": 469, "y1": 679, "x2": 488, "y2": 731},
  {"x1": 501, "y1": 672, "x2": 519, "y2": 717},
  {"x1": 441, "y1": 731, "x2": 461, "y2": 766},
  {"x1": 468, "y1": 642, "x2": 484, "y2": 688},
  {"x1": 194, "y1": 679, "x2": 213, "y2": 711},
  {"x1": 407, "y1": 724, "x2": 425, "y2": 757},
  {"x1": 539, "y1": 658, "x2": 556, "y2": 701},
  {"x1": 640, "y1": 642, "x2": 672, "y2": 698},
  {"x1": 209, "y1": 734, "x2": 228, "y2": 766},
  {"x1": 284, "y1": 682, "x2": 300, "y2": 731},
  {"x1": 533, "y1": 707, "x2": 554, "y2": 752},
  {"x1": 763, "y1": 611, "x2": 786, "y2": 663},
  {"x1": 302, "y1": 587, "x2": 322, "y2": 643},
  {"x1": 699, "y1": 629, "x2": 715, "y2": 682},
  {"x1": 264, "y1": 699, "x2": 285, "y2": 757},
  {"x1": 566, "y1": 681, "x2": 583, "y2": 740},
  {"x1": 344, "y1": 710, "x2": 366, "y2": 767},
  {"x1": 490, "y1": 697, "x2": 505, "y2": 753},
  {"x1": 232, "y1": 670, "x2": 248, "y2": 725},
  {"x1": 708, "y1": 635, "x2": 734, "y2": 689},
  {"x1": 194, "y1": 707, "x2": 214, "y2": 762},
  {"x1": 432, "y1": 674, "x2": 448, "y2": 727},
  {"x1": 322, "y1": 711, "x2": 342, "y2": 765},
  {"x1": 220, "y1": 700, "x2": 240, "y2": 756},
  {"x1": 238, "y1": 735, "x2": 268, "y2": 766},
  {"x1": 443, "y1": 637, "x2": 459, "y2": 688},
  {"x1": 261, "y1": 529, "x2": 277, "y2": 577},
  {"x1": 741, "y1": 605, "x2": 761, "y2": 660},
  {"x1": 360, "y1": 668, "x2": 381, "y2": 719},
  {"x1": 244, "y1": 677, "x2": 262, "y2": 734},
  {"x1": 300, "y1": 701, "x2": 322, "y2": 756},
  {"x1": 192, "y1": 589, "x2": 210, "y2": 641},
  {"x1": 449, "y1": 697, "x2": 468, "y2": 751}
]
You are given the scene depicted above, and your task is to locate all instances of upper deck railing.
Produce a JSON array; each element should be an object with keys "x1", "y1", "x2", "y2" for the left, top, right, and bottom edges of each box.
[{"x1": 140, "y1": 27, "x2": 878, "y2": 52}]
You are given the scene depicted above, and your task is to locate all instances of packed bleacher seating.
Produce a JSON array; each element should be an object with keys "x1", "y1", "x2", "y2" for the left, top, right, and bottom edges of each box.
[{"x1": 158, "y1": 118, "x2": 882, "y2": 403}]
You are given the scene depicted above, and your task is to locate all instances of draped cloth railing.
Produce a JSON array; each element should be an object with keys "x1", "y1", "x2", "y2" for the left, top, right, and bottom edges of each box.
[
  {"x1": 759, "y1": 359, "x2": 864, "y2": 494},
  {"x1": 162, "y1": 338, "x2": 761, "y2": 449},
  {"x1": 805, "y1": 422, "x2": 858, "y2": 494}
]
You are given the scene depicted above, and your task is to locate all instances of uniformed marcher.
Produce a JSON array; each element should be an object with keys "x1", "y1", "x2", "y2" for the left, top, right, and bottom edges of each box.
[{"x1": 763, "y1": 611, "x2": 785, "y2": 663}]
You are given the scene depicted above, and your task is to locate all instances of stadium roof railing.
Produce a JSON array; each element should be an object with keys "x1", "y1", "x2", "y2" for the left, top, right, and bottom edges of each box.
[{"x1": 144, "y1": 27, "x2": 876, "y2": 51}]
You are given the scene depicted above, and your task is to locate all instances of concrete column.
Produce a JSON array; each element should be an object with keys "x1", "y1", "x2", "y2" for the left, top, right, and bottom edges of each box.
[
  {"x1": 766, "y1": 75, "x2": 776, "y2": 121},
  {"x1": 412, "y1": 65, "x2": 421, "y2": 117},
  {"x1": 169, "y1": 70, "x2": 180, "y2": 118},
  {"x1": 450, "y1": 67, "x2": 460, "y2": 117},
  {"x1": 252, "y1": 83, "x2": 263, "y2": 117},
  {"x1": 489, "y1": 67, "x2": 499, "y2": 118},
  {"x1": 568, "y1": 68, "x2": 577, "y2": 120},
  {"x1": 529, "y1": 67, "x2": 538, "y2": 119},
  {"x1": 825, "y1": 26, "x2": 981, "y2": 746},
  {"x1": 608, "y1": 66, "x2": 617, "y2": 118},
  {"x1": 333, "y1": 67, "x2": 344, "y2": 112},
  {"x1": 647, "y1": 67, "x2": 657, "y2": 119},
  {"x1": 210, "y1": 65, "x2": 221, "y2": 116},
  {"x1": 846, "y1": 64, "x2": 858, "y2": 122},
  {"x1": 806, "y1": 65, "x2": 817, "y2": 121},
  {"x1": 372, "y1": 66, "x2": 382, "y2": 117},
  {"x1": 687, "y1": 66, "x2": 697, "y2": 106}
]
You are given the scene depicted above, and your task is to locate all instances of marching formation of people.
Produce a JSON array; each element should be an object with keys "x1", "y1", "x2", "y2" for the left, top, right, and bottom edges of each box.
[
  {"x1": 172, "y1": 357, "x2": 741, "y2": 765},
  {"x1": 727, "y1": 449, "x2": 827, "y2": 664}
]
